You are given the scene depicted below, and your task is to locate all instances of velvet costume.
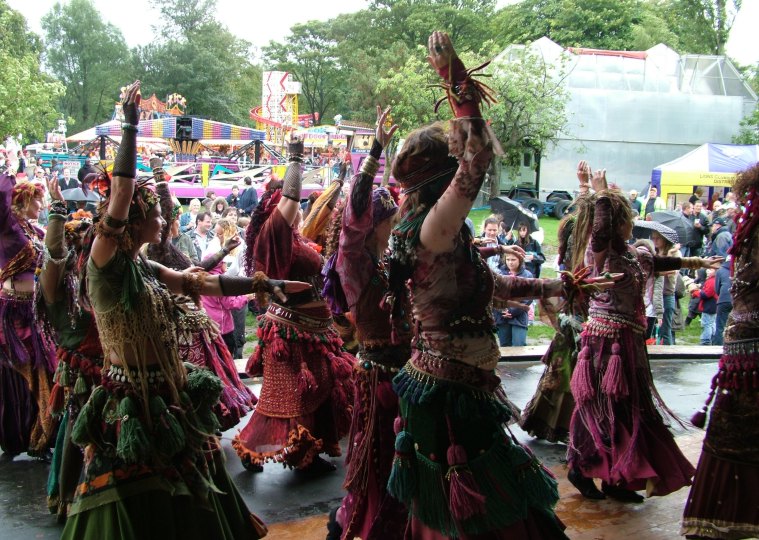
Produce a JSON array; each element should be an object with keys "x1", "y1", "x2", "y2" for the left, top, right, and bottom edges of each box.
[
  {"x1": 331, "y1": 155, "x2": 411, "y2": 539},
  {"x1": 232, "y1": 205, "x2": 355, "y2": 468},
  {"x1": 567, "y1": 195, "x2": 695, "y2": 496},
  {"x1": 61, "y1": 250, "x2": 265, "y2": 540},
  {"x1": 681, "y1": 188, "x2": 759, "y2": 539},
  {"x1": 0, "y1": 172, "x2": 57, "y2": 456},
  {"x1": 41, "y1": 213, "x2": 104, "y2": 518}
]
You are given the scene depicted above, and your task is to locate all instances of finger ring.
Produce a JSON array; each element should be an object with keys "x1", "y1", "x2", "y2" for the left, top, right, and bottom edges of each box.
[
  {"x1": 435, "y1": 45, "x2": 443, "y2": 53},
  {"x1": 604, "y1": 272, "x2": 612, "y2": 279}
]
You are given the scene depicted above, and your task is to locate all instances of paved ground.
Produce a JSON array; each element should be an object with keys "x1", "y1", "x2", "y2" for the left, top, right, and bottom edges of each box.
[{"x1": 0, "y1": 359, "x2": 734, "y2": 540}]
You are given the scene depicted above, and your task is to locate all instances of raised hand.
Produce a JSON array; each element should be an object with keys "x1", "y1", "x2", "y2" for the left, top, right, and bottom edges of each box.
[
  {"x1": 427, "y1": 31, "x2": 456, "y2": 73},
  {"x1": 590, "y1": 169, "x2": 608, "y2": 193},
  {"x1": 122, "y1": 80, "x2": 141, "y2": 126},
  {"x1": 288, "y1": 136, "x2": 304, "y2": 159},
  {"x1": 47, "y1": 175, "x2": 64, "y2": 202},
  {"x1": 576, "y1": 160, "x2": 591, "y2": 189},
  {"x1": 702, "y1": 256, "x2": 725, "y2": 269},
  {"x1": 224, "y1": 233, "x2": 241, "y2": 252},
  {"x1": 375, "y1": 105, "x2": 398, "y2": 150}
]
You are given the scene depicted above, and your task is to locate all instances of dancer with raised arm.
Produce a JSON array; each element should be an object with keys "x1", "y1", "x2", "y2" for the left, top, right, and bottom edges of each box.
[
  {"x1": 323, "y1": 106, "x2": 411, "y2": 540},
  {"x1": 62, "y1": 81, "x2": 306, "y2": 539},
  {"x1": 39, "y1": 177, "x2": 103, "y2": 520},
  {"x1": 385, "y1": 32, "x2": 618, "y2": 539},
  {"x1": 681, "y1": 163, "x2": 759, "y2": 539},
  {"x1": 233, "y1": 135, "x2": 356, "y2": 473},
  {"x1": 567, "y1": 166, "x2": 722, "y2": 503},
  {"x1": 0, "y1": 171, "x2": 57, "y2": 461},
  {"x1": 146, "y1": 182, "x2": 255, "y2": 431}
]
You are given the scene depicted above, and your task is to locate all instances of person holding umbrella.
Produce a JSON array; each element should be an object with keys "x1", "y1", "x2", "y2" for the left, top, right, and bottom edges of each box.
[
  {"x1": 567, "y1": 166, "x2": 723, "y2": 503},
  {"x1": 651, "y1": 227, "x2": 681, "y2": 345}
]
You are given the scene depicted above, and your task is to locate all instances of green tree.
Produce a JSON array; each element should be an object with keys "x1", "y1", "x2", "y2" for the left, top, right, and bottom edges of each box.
[
  {"x1": 42, "y1": 0, "x2": 132, "y2": 129},
  {"x1": 491, "y1": 0, "x2": 677, "y2": 51},
  {"x1": 263, "y1": 21, "x2": 341, "y2": 126},
  {"x1": 135, "y1": 0, "x2": 258, "y2": 125},
  {"x1": 486, "y1": 46, "x2": 571, "y2": 195},
  {"x1": 0, "y1": 1, "x2": 64, "y2": 140},
  {"x1": 661, "y1": 0, "x2": 741, "y2": 54},
  {"x1": 733, "y1": 106, "x2": 759, "y2": 144}
]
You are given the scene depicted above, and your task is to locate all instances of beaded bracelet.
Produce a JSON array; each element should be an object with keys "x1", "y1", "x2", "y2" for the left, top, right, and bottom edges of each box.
[
  {"x1": 121, "y1": 123, "x2": 138, "y2": 133},
  {"x1": 103, "y1": 213, "x2": 129, "y2": 228},
  {"x1": 49, "y1": 200, "x2": 68, "y2": 216},
  {"x1": 360, "y1": 155, "x2": 380, "y2": 178}
]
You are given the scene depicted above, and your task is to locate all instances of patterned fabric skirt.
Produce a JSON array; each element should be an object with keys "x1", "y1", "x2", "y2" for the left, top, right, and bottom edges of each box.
[
  {"x1": 681, "y1": 343, "x2": 759, "y2": 539},
  {"x1": 0, "y1": 290, "x2": 57, "y2": 454},
  {"x1": 519, "y1": 322, "x2": 578, "y2": 443},
  {"x1": 232, "y1": 302, "x2": 355, "y2": 468},
  {"x1": 47, "y1": 327, "x2": 104, "y2": 519},
  {"x1": 176, "y1": 303, "x2": 256, "y2": 431},
  {"x1": 389, "y1": 351, "x2": 568, "y2": 539},
  {"x1": 568, "y1": 322, "x2": 695, "y2": 496},
  {"x1": 337, "y1": 345, "x2": 408, "y2": 540},
  {"x1": 61, "y1": 363, "x2": 266, "y2": 540}
]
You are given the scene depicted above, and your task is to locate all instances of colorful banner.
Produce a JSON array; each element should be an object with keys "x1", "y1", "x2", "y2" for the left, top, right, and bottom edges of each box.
[
  {"x1": 330, "y1": 136, "x2": 347, "y2": 148},
  {"x1": 191, "y1": 118, "x2": 265, "y2": 141}
]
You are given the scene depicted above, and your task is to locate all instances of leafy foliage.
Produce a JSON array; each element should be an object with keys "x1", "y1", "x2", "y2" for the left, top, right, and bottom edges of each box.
[
  {"x1": 41, "y1": 0, "x2": 132, "y2": 129},
  {"x1": 732, "y1": 106, "x2": 759, "y2": 144},
  {"x1": 0, "y1": 1, "x2": 63, "y2": 140},
  {"x1": 134, "y1": 0, "x2": 258, "y2": 125}
]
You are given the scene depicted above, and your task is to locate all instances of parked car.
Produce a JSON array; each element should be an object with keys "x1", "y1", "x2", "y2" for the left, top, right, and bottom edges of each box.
[{"x1": 503, "y1": 187, "x2": 573, "y2": 218}]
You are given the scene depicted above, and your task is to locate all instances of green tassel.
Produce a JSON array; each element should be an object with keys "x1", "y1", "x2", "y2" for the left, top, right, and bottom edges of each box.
[
  {"x1": 149, "y1": 396, "x2": 186, "y2": 457},
  {"x1": 58, "y1": 364, "x2": 71, "y2": 387},
  {"x1": 415, "y1": 454, "x2": 454, "y2": 535},
  {"x1": 120, "y1": 257, "x2": 145, "y2": 311},
  {"x1": 73, "y1": 373, "x2": 88, "y2": 395},
  {"x1": 185, "y1": 367, "x2": 223, "y2": 408},
  {"x1": 387, "y1": 430, "x2": 417, "y2": 505},
  {"x1": 116, "y1": 396, "x2": 151, "y2": 463},
  {"x1": 71, "y1": 386, "x2": 107, "y2": 447}
]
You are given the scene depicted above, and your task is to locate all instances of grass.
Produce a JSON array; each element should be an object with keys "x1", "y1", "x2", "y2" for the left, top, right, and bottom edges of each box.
[{"x1": 239, "y1": 208, "x2": 704, "y2": 354}]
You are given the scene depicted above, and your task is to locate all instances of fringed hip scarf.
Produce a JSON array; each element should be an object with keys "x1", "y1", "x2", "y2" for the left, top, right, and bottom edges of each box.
[
  {"x1": 0, "y1": 289, "x2": 56, "y2": 372},
  {"x1": 584, "y1": 311, "x2": 646, "y2": 338},
  {"x1": 250, "y1": 301, "x2": 349, "y2": 419},
  {"x1": 393, "y1": 351, "x2": 506, "y2": 409},
  {"x1": 49, "y1": 338, "x2": 104, "y2": 417},
  {"x1": 357, "y1": 343, "x2": 409, "y2": 373}
]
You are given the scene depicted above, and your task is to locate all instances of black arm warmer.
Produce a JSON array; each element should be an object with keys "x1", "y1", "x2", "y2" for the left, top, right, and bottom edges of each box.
[
  {"x1": 350, "y1": 140, "x2": 384, "y2": 218},
  {"x1": 198, "y1": 249, "x2": 226, "y2": 272},
  {"x1": 281, "y1": 161, "x2": 302, "y2": 202},
  {"x1": 112, "y1": 127, "x2": 137, "y2": 179}
]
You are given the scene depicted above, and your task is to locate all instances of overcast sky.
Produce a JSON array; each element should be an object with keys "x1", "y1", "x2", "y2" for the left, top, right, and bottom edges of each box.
[{"x1": 8, "y1": 0, "x2": 759, "y2": 65}]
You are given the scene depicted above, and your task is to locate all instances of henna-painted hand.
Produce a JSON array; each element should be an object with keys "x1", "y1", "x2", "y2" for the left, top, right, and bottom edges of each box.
[
  {"x1": 702, "y1": 256, "x2": 724, "y2": 269},
  {"x1": 590, "y1": 169, "x2": 608, "y2": 192},
  {"x1": 576, "y1": 160, "x2": 591, "y2": 188},
  {"x1": 427, "y1": 31, "x2": 457, "y2": 73},
  {"x1": 223, "y1": 233, "x2": 241, "y2": 252},
  {"x1": 288, "y1": 136, "x2": 304, "y2": 157},
  {"x1": 375, "y1": 105, "x2": 398, "y2": 149},
  {"x1": 266, "y1": 279, "x2": 311, "y2": 303},
  {"x1": 46, "y1": 175, "x2": 64, "y2": 202},
  {"x1": 122, "y1": 81, "x2": 141, "y2": 126}
]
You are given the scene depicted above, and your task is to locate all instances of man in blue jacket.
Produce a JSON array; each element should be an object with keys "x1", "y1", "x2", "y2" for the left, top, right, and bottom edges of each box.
[
  {"x1": 705, "y1": 216, "x2": 733, "y2": 258},
  {"x1": 238, "y1": 176, "x2": 259, "y2": 216},
  {"x1": 713, "y1": 257, "x2": 732, "y2": 346}
]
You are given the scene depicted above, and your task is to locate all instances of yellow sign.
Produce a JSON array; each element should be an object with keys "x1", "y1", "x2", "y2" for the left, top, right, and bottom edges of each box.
[
  {"x1": 201, "y1": 163, "x2": 210, "y2": 187},
  {"x1": 660, "y1": 171, "x2": 736, "y2": 186}
]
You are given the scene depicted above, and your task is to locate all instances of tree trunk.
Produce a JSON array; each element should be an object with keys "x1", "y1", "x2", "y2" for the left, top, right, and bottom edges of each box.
[{"x1": 489, "y1": 158, "x2": 502, "y2": 200}]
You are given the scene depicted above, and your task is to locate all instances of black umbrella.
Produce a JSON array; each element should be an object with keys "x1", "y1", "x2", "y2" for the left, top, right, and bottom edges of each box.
[
  {"x1": 61, "y1": 187, "x2": 102, "y2": 202},
  {"x1": 633, "y1": 219, "x2": 679, "y2": 245},
  {"x1": 648, "y1": 211, "x2": 696, "y2": 246},
  {"x1": 489, "y1": 197, "x2": 540, "y2": 233}
]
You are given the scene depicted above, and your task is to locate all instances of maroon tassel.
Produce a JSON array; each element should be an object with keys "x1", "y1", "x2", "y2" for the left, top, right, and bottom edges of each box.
[
  {"x1": 570, "y1": 347, "x2": 595, "y2": 403},
  {"x1": 297, "y1": 361, "x2": 317, "y2": 394},
  {"x1": 691, "y1": 407, "x2": 707, "y2": 429},
  {"x1": 329, "y1": 352, "x2": 355, "y2": 380},
  {"x1": 445, "y1": 416, "x2": 486, "y2": 521},
  {"x1": 394, "y1": 416, "x2": 403, "y2": 434},
  {"x1": 601, "y1": 343, "x2": 628, "y2": 398}
]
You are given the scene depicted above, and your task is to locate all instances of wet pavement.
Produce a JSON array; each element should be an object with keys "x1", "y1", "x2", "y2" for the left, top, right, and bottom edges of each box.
[{"x1": 0, "y1": 359, "x2": 722, "y2": 540}]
